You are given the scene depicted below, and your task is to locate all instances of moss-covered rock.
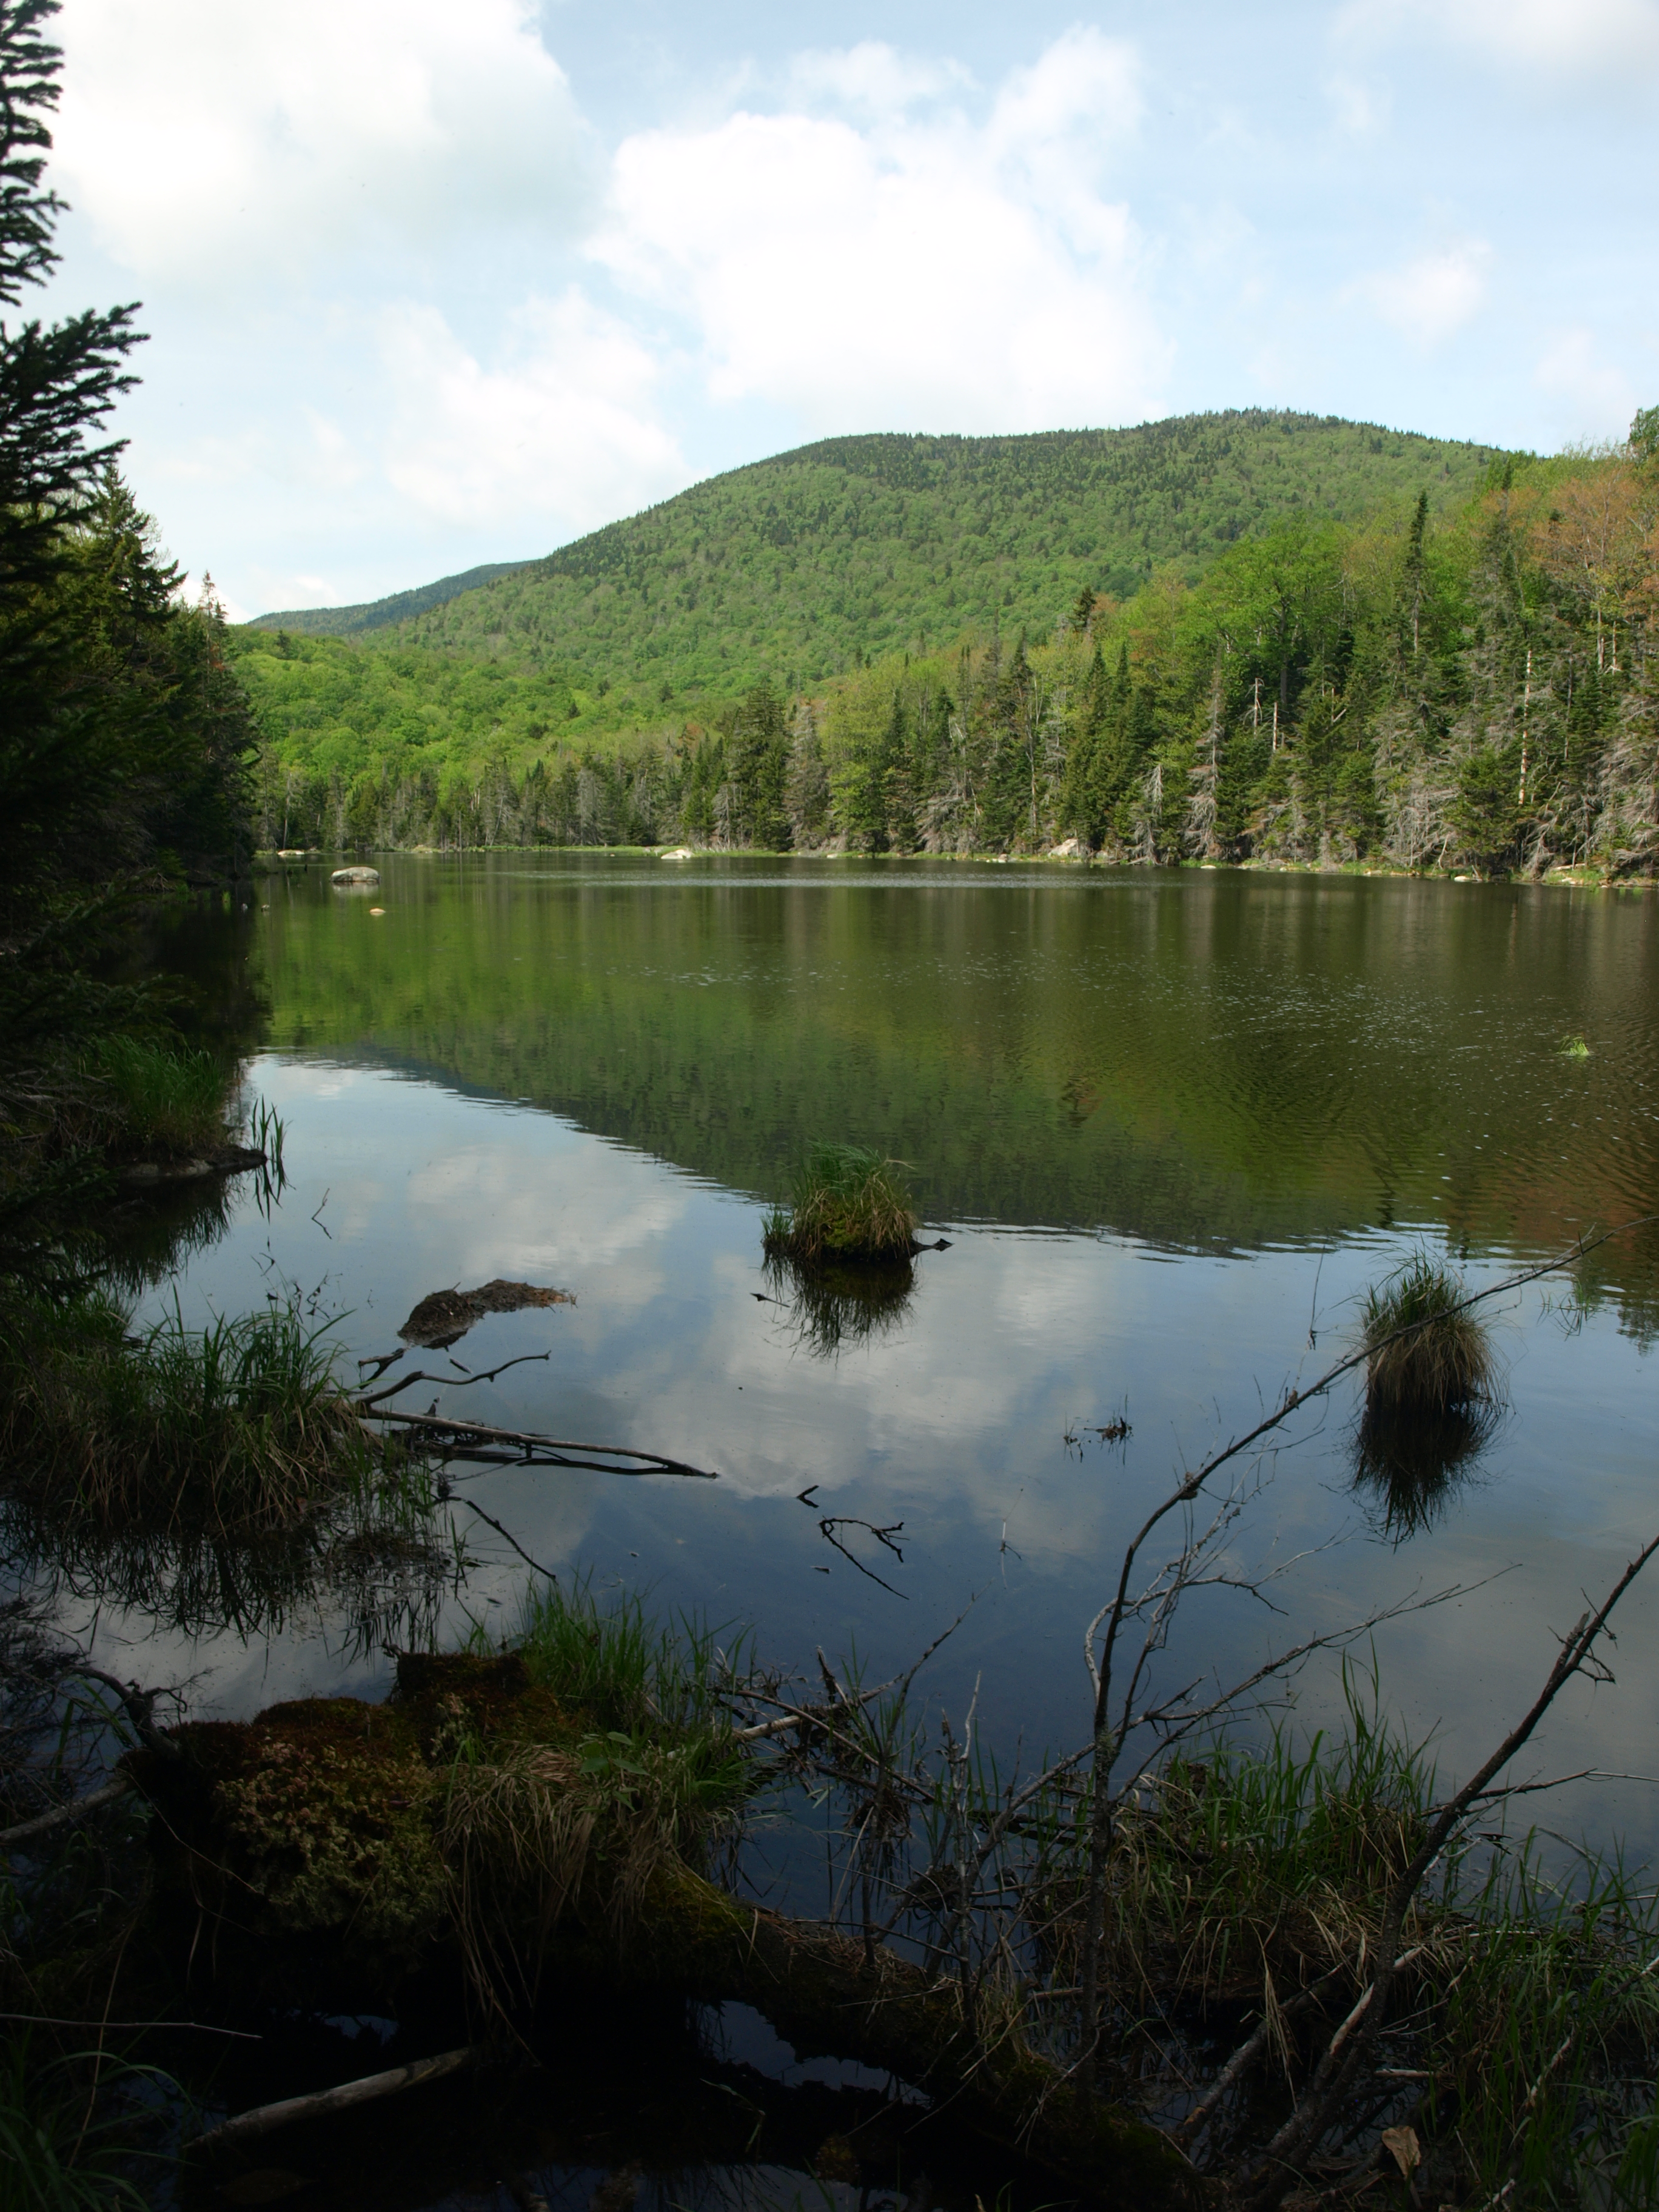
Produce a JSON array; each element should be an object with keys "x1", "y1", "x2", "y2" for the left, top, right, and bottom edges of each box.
[{"x1": 136, "y1": 1653, "x2": 1195, "y2": 2202}]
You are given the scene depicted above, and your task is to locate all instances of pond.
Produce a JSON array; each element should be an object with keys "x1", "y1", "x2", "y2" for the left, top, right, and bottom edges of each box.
[{"x1": 67, "y1": 855, "x2": 1659, "y2": 2202}]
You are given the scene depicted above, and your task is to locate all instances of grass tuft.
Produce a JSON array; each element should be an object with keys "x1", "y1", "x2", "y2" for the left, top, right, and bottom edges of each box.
[
  {"x1": 763, "y1": 1141, "x2": 919, "y2": 1263},
  {"x1": 84, "y1": 1036, "x2": 230, "y2": 1159},
  {"x1": 1361, "y1": 1252, "x2": 1495, "y2": 1422},
  {"x1": 0, "y1": 1290, "x2": 372, "y2": 1540},
  {"x1": 445, "y1": 1579, "x2": 755, "y2": 2008}
]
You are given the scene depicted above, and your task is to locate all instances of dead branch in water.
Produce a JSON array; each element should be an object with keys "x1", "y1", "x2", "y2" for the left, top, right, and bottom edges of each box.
[
  {"x1": 364, "y1": 1407, "x2": 716, "y2": 1479},
  {"x1": 192, "y1": 2045, "x2": 483, "y2": 2151}
]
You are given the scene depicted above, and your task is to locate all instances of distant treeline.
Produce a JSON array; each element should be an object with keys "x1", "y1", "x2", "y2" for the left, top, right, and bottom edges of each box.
[{"x1": 256, "y1": 435, "x2": 1659, "y2": 876}]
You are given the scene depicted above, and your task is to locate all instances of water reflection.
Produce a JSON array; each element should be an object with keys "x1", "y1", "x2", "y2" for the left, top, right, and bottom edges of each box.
[
  {"x1": 1350, "y1": 1401, "x2": 1502, "y2": 1542},
  {"x1": 761, "y1": 1250, "x2": 917, "y2": 1359},
  {"x1": 4, "y1": 1472, "x2": 461, "y2": 1651}
]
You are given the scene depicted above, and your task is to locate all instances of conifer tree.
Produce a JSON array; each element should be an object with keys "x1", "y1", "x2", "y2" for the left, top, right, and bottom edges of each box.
[{"x1": 0, "y1": 0, "x2": 146, "y2": 913}]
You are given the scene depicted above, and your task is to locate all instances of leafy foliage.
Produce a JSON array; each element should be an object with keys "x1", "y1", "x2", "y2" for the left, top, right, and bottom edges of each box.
[
  {"x1": 236, "y1": 431, "x2": 1659, "y2": 880},
  {"x1": 263, "y1": 413, "x2": 1501, "y2": 683}
]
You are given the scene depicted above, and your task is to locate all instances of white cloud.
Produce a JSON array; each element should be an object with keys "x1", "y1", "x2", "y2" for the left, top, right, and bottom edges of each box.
[
  {"x1": 1534, "y1": 328, "x2": 1640, "y2": 441},
  {"x1": 1346, "y1": 239, "x2": 1490, "y2": 347},
  {"x1": 594, "y1": 28, "x2": 1167, "y2": 435},
  {"x1": 377, "y1": 290, "x2": 686, "y2": 535},
  {"x1": 1335, "y1": 0, "x2": 1659, "y2": 75},
  {"x1": 1324, "y1": 72, "x2": 1389, "y2": 134},
  {"x1": 53, "y1": 0, "x2": 592, "y2": 278},
  {"x1": 787, "y1": 41, "x2": 972, "y2": 117}
]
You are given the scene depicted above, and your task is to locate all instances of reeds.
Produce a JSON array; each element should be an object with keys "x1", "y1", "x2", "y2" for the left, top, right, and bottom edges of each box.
[
  {"x1": 763, "y1": 1141, "x2": 919, "y2": 1263},
  {"x1": 84, "y1": 1036, "x2": 230, "y2": 1159},
  {"x1": 0, "y1": 1291, "x2": 372, "y2": 1540},
  {"x1": 785, "y1": 1638, "x2": 1659, "y2": 2205},
  {"x1": 444, "y1": 1581, "x2": 754, "y2": 2008},
  {"x1": 1361, "y1": 1253, "x2": 1495, "y2": 1421}
]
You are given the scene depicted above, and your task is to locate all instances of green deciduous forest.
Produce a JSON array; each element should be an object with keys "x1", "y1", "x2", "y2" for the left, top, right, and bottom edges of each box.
[{"x1": 242, "y1": 428, "x2": 1659, "y2": 879}]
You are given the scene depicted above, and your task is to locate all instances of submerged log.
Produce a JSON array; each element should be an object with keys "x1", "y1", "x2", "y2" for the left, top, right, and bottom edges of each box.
[{"x1": 135, "y1": 1654, "x2": 1189, "y2": 2202}]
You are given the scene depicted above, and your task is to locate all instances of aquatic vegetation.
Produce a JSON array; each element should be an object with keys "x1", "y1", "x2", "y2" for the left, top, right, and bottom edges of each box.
[
  {"x1": 1360, "y1": 1252, "x2": 1495, "y2": 1421},
  {"x1": 0, "y1": 1292, "x2": 372, "y2": 1539},
  {"x1": 763, "y1": 1142, "x2": 919, "y2": 1262},
  {"x1": 83, "y1": 1036, "x2": 230, "y2": 1159},
  {"x1": 1561, "y1": 1033, "x2": 1593, "y2": 1057}
]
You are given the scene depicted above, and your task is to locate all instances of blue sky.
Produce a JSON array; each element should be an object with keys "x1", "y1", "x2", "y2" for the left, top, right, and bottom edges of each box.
[{"x1": 42, "y1": 0, "x2": 1659, "y2": 617}]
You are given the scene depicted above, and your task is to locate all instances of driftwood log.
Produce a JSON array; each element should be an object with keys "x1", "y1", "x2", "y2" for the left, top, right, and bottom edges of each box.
[{"x1": 135, "y1": 1655, "x2": 1188, "y2": 2203}]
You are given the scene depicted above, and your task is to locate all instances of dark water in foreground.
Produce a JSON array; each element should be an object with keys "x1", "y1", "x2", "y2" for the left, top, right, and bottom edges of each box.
[{"x1": 86, "y1": 856, "x2": 1659, "y2": 2202}]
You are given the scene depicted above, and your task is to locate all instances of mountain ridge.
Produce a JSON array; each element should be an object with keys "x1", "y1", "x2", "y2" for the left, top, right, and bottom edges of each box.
[
  {"x1": 247, "y1": 412, "x2": 1508, "y2": 683},
  {"x1": 250, "y1": 558, "x2": 534, "y2": 637}
]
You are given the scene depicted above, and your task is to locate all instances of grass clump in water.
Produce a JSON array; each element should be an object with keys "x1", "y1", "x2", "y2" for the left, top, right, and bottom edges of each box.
[
  {"x1": 1360, "y1": 1252, "x2": 1495, "y2": 1423},
  {"x1": 763, "y1": 1141, "x2": 919, "y2": 1263}
]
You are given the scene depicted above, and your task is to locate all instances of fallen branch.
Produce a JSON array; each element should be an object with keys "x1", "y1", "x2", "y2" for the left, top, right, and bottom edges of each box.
[
  {"x1": 366, "y1": 1407, "x2": 716, "y2": 1479},
  {"x1": 0, "y1": 1772, "x2": 131, "y2": 1849},
  {"x1": 192, "y1": 2045, "x2": 482, "y2": 2151}
]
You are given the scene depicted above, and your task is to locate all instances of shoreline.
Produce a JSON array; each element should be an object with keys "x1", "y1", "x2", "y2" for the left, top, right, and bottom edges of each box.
[{"x1": 254, "y1": 844, "x2": 1656, "y2": 891}]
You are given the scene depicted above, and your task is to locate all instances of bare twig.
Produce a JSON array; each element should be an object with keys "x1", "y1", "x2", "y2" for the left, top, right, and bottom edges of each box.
[
  {"x1": 366, "y1": 1407, "x2": 716, "y2": 1478},
  {"x1": 458, "y1": 1501, "x2": 559, "y2": 1583},
  {"x1": 353, "y1": 1352, "x2": 549, "y2": 1409}
]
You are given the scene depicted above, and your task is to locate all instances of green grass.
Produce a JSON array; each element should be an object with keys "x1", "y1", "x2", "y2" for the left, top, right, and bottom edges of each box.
[
  {"x1": 446, "y1": 1578, "x2": 756, "y2": 2003},
  {"x1": 0, "y1": 1291, "x2": 372, "y2": 1538},
  {"x1": 84, "y1": 1036, "x2": 230, "y2": 1159},
  {"x1": 763, "y1": 1142, "x2": 919, "y2": 1262},
  {"x1": 499, "y1": 1573, "x2": 749, "y2": 1786},
  {"x1": 1361, "y1": 1253, "x2": 1495, "y2": 1421},
  {"x1": 0, "y1": 2038, "x2": 165, "y2": 2212}
]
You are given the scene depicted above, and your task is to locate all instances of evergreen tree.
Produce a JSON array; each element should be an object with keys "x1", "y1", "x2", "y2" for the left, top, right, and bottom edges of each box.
[
  {"x1": 0, "y1": 0, "x2": 148, "y2": 917},
  {"x1": 727, "y1": 682, "x2": 791, "y2": 848}
]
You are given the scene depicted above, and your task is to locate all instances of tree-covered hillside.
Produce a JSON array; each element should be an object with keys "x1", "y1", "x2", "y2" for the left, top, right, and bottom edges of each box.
[
  {"x1": 245, "y1": 430, "x2": 1659, "y2": 880},
  {"x1": 252, "y1": 559, "x2": 531, "y2": 638},
  {"x1": 384, "y1": 413, "x2": 1503, "y2": 694}
]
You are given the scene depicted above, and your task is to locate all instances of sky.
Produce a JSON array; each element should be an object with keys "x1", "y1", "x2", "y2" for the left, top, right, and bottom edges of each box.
[{"x1": 38, "y1": 0, "x2": 1659, "y2": 619}]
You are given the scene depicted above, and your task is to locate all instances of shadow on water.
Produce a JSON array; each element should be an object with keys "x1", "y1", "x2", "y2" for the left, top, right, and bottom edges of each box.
[
  {"x1": 177, "y1": 1991, "x2": 1059, "y2": 2212},
  {"x1": 1350, "y1": 1400, "x2": 1503, "y2": 1542},
  {"x1": 761, "y1": 1251, "x2": 917, "y2": 1360}
]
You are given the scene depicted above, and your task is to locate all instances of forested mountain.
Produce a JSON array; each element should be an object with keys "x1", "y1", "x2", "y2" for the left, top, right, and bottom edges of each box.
[
  {"x1": 252, "y1": 559, "x2": 531, "y2": 638},
  {"x1": 376, "y1": 413, "x2": 1500, "y2": 691},
  {"x1": 244, "y1": 423, "x2": 1659, "y2": 880}
]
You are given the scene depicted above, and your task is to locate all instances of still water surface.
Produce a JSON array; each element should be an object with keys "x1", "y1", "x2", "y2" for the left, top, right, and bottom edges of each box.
[{"x1": 95, "y1": 856, "x2": 1659, "y2": 2194}]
